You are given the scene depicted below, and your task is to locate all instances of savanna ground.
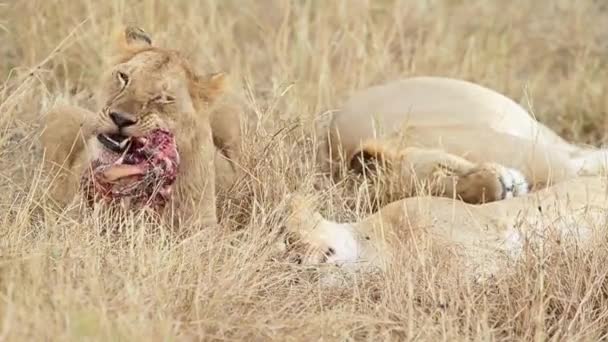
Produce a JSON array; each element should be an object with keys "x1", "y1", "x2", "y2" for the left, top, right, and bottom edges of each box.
[{"x1": 2, "y1": 0, "x2": 608, "y2": 340}]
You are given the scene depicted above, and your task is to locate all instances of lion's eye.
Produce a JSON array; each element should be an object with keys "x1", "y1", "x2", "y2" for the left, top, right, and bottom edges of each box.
[
  {"x1": 116, "y1": 71, "x2": 129, "y2": 88},
  {"x1": 152, "y1": 94, "x2": 176, "y2": 104}
]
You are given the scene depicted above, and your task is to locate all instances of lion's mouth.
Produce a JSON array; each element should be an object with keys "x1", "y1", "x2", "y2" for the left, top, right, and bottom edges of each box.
[
  {"x1": 84, "y1": 129, "x2": 180, "y2": 212},
  {"x1": 97, "y1": 133, "x2": 131, "y2": 153}
]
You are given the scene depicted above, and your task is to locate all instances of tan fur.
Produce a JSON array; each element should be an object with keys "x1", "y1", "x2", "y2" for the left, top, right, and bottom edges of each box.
[
  {"x1": 319, "y1": 77, "x2": 608, "y2": 204},
  {"x1": 40, "y1": 26, "x2": 242, "y2": 227},
  {"x1": 284, "y1": 176, "x2": 608, "y2": 281}
]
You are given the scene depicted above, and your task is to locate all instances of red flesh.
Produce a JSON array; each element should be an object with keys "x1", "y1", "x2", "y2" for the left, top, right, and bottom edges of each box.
[{"x1": 81, "y1": 129, "x2": 180, "y2": 211}]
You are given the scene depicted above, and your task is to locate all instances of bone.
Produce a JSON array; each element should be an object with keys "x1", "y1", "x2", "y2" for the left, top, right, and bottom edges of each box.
[{"x1": 101, "y1": 164, "x2": 145, "y2": 181}]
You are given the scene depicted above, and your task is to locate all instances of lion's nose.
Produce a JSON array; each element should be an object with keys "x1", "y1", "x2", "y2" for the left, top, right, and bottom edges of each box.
[{"x1": 110, "y1": 112, "x2": 137, "y2": 128}]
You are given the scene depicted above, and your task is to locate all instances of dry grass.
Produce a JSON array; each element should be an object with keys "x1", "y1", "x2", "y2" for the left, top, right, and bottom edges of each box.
[{"x1": 2, "y1": 0, "x2": 608, "y2": 340}]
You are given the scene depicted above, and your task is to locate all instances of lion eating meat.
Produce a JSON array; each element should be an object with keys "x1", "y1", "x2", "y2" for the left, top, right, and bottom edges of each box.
[{"x1": 40, "y1": 26, "x2": 242, "y2": 226}]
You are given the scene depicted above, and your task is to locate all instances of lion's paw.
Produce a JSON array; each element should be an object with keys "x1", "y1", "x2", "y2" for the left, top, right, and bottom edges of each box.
[
  {"x1": 279, "y1": 221, "x2": 359, "y2": 267},
  {"x1": 456, "y1": 163, "x2": 529, "y2": 203},
  {"x1": 280, "y1": 231, "x2": 335, "y2": 265},
  {"x1": 502, "y1": 167, "x2": 529, "y2": 199}
]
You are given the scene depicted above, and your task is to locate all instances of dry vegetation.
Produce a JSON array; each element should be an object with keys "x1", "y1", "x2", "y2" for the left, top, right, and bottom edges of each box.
[{"x1": 2, "y1": 0, "x2": 608, "y2": 340}]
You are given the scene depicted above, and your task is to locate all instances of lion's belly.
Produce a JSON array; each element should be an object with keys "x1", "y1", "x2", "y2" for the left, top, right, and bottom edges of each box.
[{"x1": 330, "y1": 77, "x2": 553, "y2": 157}]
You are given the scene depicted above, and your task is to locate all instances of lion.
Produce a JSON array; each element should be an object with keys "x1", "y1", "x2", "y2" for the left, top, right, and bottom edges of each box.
[
  {"x1": 318, "y1": 77, "x2": 608, "y2": 205},
  {"x1": 282, "y1": 176, "x2": 608, "y2": 282},
  {"x1": 40, "y1": 26, "x2": 242, "y2": 227}
]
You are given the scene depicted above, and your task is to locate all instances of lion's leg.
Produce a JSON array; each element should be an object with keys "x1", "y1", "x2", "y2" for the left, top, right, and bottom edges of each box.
[
  {"x1": 209, "y1": 100, "x2": 242, "y2": 191},
  {"x1": 401, "y1": 126, "x2": 577, "y2": 189},
  {"x1": 281, "y1": 195, "x2": 361, "y2": 267},
  {"x1": 214, "y1": 150, "x2": 238, "y2": 191},
  {"x1": 400, "y1": 147, "x2": 529, "y2": 203},
  {"x1": 199, "y1": 122, "x2": 218, "y2": 227},
  {"x1": 40, "y1": 104, "x2": 95, "y2": 206},
  {"x1": 174, "y1": 120, "x2": 218, "y2": 228},
  {"x1": 351, "y1": 142, "x2": 529, "y2": 204},
  {"x1": 281, "y1": 193, "x2": 514, "y2": 281}
]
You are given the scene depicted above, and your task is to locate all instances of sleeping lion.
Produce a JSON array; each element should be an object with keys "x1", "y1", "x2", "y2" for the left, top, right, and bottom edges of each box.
[
  {"x1": 318, "y1": 77, "x2": 608, "y2": 205},
  {"x1": 283, "y1": 176, "x2": 608, "y2": 282}
]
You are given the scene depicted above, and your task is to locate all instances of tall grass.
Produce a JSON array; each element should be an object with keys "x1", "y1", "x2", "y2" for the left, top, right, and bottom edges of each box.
[{"x1": 1, "y1": 0, "x2": 608, "y2": 340}]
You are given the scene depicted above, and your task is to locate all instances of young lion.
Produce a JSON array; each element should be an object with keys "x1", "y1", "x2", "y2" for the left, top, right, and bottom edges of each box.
[
  {"x1": 40, "y1": 26, "x2": 241, "y2": 227},
  {"x1": 318, "y1": 77, "x2": 608, "y2": 204},
  {"x1": 283, "y1": 176, "x2": 608, "y2": 281}
]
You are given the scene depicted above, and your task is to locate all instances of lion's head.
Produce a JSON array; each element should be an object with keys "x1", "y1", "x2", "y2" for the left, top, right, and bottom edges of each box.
[{"x1": 93, "y1": 26, "x2": 224, "y2": 150}]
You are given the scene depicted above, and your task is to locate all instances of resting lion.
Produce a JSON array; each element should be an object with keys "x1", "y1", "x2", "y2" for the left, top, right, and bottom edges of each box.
[
  {"x1": 318, "y1": 77, "x2": 608, "y2": 204},
  {"x1": 283, "y1": 176, "x2": 608, "y2": 281},
  {"x1": 40, "y1": 26, "x2": 241, "y2": 226}
]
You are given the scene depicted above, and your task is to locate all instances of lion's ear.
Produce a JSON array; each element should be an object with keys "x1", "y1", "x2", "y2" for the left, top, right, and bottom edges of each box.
[
  {"x1": 350, "y1": 142, "x2": 388, "y2": 174},
  {"x1": 192, "y1": 72, "x2": 227, "y2": 104},
  {"x1": 113, "y1": 25, "x2": 153, "y2": 57}
]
